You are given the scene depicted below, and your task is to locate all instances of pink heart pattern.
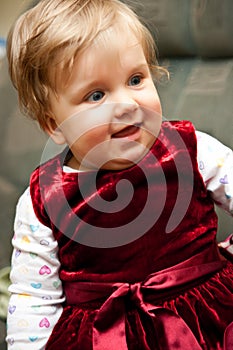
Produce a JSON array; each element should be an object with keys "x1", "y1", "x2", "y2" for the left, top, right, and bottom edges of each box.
[
  {"x1": 39, "y1": 317, "x2": 50, "y2": 328},
  {"x1": 39, "y1": 265, "x2": 52, "y2": 275}
]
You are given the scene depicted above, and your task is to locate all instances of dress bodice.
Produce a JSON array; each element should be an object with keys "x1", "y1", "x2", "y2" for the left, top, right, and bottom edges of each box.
[{"x1": 30, "y1": 120, "x2": 220, "y2": 284}]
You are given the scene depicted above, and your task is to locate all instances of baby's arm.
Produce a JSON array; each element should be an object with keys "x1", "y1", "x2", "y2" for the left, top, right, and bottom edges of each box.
[
  {"x1": 6, "y1": 187, "x2": 65, "y2": 350},
  {"x1": 196, "y1": 131, "x2": 233, "y2": 261},
  {"x1": 196, "y1": 131, "x2": 233, "y2": 215}
]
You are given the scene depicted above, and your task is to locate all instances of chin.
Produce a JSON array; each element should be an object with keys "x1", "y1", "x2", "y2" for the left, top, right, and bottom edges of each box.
[{"x1": 104, "y1": 149, "x2": 149, "y2": 171}]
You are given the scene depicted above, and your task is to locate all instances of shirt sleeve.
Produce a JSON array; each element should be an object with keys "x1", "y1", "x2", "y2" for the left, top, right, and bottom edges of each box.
[
  {"x1": 196, "y1": 131, "x2": 233, "y2": 216},
  {"x1": 6, "y1": 187, "x2": 65, "y2": 350}
]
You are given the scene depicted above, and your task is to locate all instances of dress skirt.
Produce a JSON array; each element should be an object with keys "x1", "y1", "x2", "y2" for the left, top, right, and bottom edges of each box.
[{"x1": 45, "y1": 262, "x2": 233, "y2": 350}]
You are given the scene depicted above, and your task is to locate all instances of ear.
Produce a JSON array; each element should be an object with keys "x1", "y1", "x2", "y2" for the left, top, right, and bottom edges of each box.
[{"x1": 44, "y1": 115, "x2": 66, "y2": 145}]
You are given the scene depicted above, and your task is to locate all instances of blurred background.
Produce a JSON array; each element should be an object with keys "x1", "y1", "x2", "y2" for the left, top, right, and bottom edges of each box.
[{"x1": 0, "y1": 0, "x2": 233, "y2": 348}]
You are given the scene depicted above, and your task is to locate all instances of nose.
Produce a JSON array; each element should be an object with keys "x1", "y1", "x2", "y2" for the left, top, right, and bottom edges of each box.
[{"x1": 112, "y1": 90, "x2": 139, "y2": 119}]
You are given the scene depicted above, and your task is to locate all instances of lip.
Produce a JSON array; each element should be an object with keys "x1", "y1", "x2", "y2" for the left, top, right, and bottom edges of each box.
[{"x1": 111, "y1": 123, "x2": 142, "y2": 141}]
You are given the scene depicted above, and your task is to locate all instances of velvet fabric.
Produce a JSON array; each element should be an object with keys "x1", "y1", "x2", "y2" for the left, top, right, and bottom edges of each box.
[{"x1": 30, "y1": 121, "x2": 233, "y2": 349}]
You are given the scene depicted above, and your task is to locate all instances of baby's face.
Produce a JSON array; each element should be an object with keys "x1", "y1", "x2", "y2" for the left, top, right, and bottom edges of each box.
[{"x1": 47, "y1": 29, "x2": 162, "y2": 170}]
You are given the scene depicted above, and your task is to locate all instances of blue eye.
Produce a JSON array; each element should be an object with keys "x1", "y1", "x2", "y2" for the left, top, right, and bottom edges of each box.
[
  {"x1": 87, "y1": 91, "x2": 104, "y2": 102},
  {"x1": 129, "y1": 75, "x2": 142, "y2": 86}
]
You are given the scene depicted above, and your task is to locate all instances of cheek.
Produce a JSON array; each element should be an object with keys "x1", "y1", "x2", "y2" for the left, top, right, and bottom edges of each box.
[
  {"x1": 59, "y1": 109, "x2": 107, "y2": 145},
  {"x1": 70, "y1": 125, "x2": 113, "y2": 169},
  {"x1": 148, "y1": 91, "x2": 162, "y2": 115},
  {"x1": 72, "y1": 124, "x2": 110, "y2": 153},
  {"x1": 139, "y1": 86, "x2": 162, "y2": 115}
]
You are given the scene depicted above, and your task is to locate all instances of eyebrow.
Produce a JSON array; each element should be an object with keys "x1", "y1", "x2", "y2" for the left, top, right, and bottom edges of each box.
[
  {"x1": 123, "y1": 63, "x2": 149, "y2": 75},
  {"x1": 68, "y1": 80, "x2": 103, "y2": 103}
]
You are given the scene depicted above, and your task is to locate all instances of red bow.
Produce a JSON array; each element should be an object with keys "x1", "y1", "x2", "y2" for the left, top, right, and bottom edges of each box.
[
  {"x1": 65, "y1": 253, "x2": 225, "y2": 349},
  {"x1": 92, "y1": 280, "x2": 202, "y2": 350}
]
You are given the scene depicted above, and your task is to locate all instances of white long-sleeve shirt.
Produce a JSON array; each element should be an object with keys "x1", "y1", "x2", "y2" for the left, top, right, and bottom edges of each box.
[{"x1": 6, "y1": 131, "x2": 233, "y2": 349}]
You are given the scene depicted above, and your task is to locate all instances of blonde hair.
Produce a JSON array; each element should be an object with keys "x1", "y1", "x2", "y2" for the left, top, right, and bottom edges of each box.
[{"x1": 7, "y1": 0, "x2": 165, "y2": 129}]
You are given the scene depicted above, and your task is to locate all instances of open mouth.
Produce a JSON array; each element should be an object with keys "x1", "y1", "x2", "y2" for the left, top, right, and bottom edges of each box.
[{"x1": 112, "y1": 123, "x2": 142, "y2": 139}]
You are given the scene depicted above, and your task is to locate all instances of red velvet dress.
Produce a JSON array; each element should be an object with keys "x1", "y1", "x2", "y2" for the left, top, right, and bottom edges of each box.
[{"x1": 30, "y1": 121, "x2": 233, "y2": 350}]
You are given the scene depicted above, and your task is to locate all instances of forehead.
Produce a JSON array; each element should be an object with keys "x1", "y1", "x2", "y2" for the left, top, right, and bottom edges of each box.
[
  {"x1": 87, "y1": 29, "x2": 142, "y2": 62},
  {"x1": 50, "y1": 20, "x2": 147, "y2": 95},
  {"x1": 66, "y1": 29, "x2": 145, "y2": 85}
]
